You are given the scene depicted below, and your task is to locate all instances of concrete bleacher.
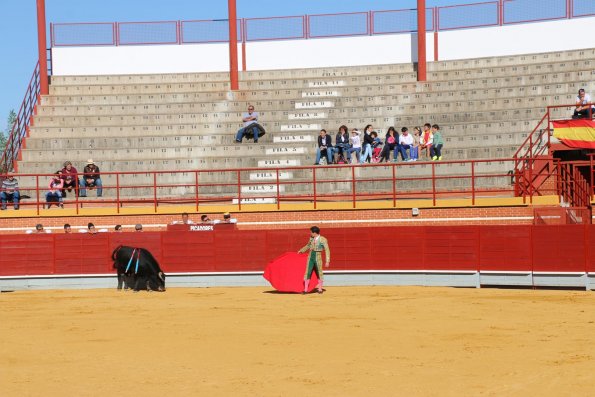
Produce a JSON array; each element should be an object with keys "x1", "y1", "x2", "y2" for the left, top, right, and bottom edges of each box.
[{"x1": 15, "y1": 48, "x2": 595, "y2": 202}]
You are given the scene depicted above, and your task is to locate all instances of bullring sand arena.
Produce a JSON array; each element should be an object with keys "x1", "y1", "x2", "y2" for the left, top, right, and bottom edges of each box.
[{"x1": 2, "y1": 286, "x2": 594, "y2": 396}]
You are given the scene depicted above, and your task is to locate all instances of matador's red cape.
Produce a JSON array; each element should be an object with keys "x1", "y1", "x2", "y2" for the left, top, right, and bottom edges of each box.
[{"x1": 263, "y1": 252, "x2": 319, "y2": 293}]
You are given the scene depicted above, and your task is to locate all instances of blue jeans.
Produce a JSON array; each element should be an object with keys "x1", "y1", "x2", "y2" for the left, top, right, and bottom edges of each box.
[
  {"x1": 359, "y1": 144, "x2": 372, "y2": 163},
  {"x1": 0, "y1": 191, "x2": 20, "y2": 209},
  {"x1": 410, "y1": 146, "x2": 419, "y2": 160},
  {"x1": 315, "y1": 147, "x2": 334, "y2": 164},
  {"x1": 235, "y1": 125, "x2": 259, "y2": 142},
  {"x1": 346, "y1": 147, "x2": 361, "y2": 163},
  {"x1": 46, "y1": 191, "x2": 63, "y2": 203},
  {"x1": 80, "y1": 178, "x2": 103, "y2": 197},
  {"x1": 398, "y1": 145, "x2": 411, "y2": 161}
]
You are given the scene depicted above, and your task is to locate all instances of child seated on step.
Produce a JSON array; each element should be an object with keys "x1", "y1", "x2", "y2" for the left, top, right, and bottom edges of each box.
[{"x1": 371, "y1": 131, "x2": 383, "y2": 163}]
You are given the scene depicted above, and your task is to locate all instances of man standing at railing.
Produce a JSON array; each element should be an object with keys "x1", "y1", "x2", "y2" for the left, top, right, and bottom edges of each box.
[
  {"x1": 234, "y1": 104, "x2": 264, "y2": 143},
  {"x1": 573, "y1": 88, "x2": 595, "y2": 119},
  {"x1": 0, "y1": 172, "x2": 20, "y2": 210},
  {"x1": 79, "y1": 159, "x2": 103, "y2": 197}
]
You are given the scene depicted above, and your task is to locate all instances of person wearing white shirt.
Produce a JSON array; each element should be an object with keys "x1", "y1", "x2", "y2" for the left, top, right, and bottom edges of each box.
[
  {"x1": 347, "y1": 129, "x2": 362, "y2": 164},
  {"x1": 573, "y1": 88, "x2": 594, "y2": 119},
  {"x1": 398, "y1": 127, "x2": 414, "y2": 161}
]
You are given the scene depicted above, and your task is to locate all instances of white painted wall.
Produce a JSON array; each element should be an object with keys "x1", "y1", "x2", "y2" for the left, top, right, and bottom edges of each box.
[
  {"x1": 51, "y1": 17, "x2": 595, "y2": 76},
  {"x1": 52, "y1": 43, "x2": 241, "y2": 75},
  {"x1": 439, "y1": 18, "x2": 595, "y2": 60}
]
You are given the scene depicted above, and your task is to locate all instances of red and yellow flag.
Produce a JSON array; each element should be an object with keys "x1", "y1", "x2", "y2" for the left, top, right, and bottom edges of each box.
[{"x1": 552, "y1": 119, "x2": 595, "y2": 149}]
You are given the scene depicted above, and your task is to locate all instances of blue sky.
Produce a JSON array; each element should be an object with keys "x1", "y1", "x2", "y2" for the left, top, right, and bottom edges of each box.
[{"x1": 0, "y1": 0, "x2": 474, "y2": 132}]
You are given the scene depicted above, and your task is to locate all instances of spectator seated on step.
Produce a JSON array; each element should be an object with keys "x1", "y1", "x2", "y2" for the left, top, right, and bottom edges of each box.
[
  {"x1": 420, "y1": 123, "x2": 433, "y2": 160},
  {"x1": 314, "y1": 129, "x2": 334, "y2": 165},
  {"x1": 60, "y1": 161, "x2": 79, "y2": 198},
  {"x1": 398, "y1": 127, "x2": 413, "y2": 161},
  {"x1": 46, "y1": 171, "x2": 64, "y2": 208},
  {"x1": 235, "y1": 104, "x2": 265, "y2": 143},
  {"x1": 410, "y1": 127, "x2": 420, "y2": 162},
  {"x1": 370, "y1": 131, "x2": 383, "y2": 163},
  {"x1": 1, "y1": 172, "x2": 20, "y2": 210},
  {"x1": 79, "y1": 159, "x2": 103, "y2": 197},
  {"x1": 334, "y1": 125, "x2": 350, "y2": 164},
  {"x1": 346, "y1": 129, "x2": 362, "y2": 164},
  {"x1": 359, "y1": 124, "x2": 375, "y2": 163},
  {"x1": 430, "y1": 124, "x2": 444, "y2": 161},
  {"x1": 573, "y1": 88, "x2": 595, "y2": 119},
  {"x1": 379, "y1": 127, "x2": 398, "y2": 163}
]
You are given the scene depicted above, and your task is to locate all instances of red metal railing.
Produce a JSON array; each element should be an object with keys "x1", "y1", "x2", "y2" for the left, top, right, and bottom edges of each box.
[
  {"x1": 0, "y1": 63, "x2": 41, "y2": 174},
  {"x1": 513, "y1": 104, "x2": 594, "y2": 207},
  {"x1": 557, "y1": 160, "x2": 592, "y2": 208},
  {"x1": 49, "y1": 0, "x2": 588, "y2": 47},
  {"x1": 1, "y1": 157, "x2": 562, "y2": 216}
]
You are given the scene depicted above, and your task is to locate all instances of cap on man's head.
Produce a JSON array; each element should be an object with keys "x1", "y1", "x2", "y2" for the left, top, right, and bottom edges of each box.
[
  {"x1": 135, "y1": 224, "x2": 143, "y2": 231},
  {"x1": 87, "y1": 159, "x2": 94, "y2": 164},
  {"x1": 35, "y1": 223, "x2": 43, "y2": 230},
  {"x1": 223, "y1": 212, "x2": 230, "y2": 219}
]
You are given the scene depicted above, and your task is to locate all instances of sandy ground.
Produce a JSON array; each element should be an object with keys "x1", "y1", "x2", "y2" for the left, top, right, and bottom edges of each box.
[{"x1": 1, "y1": 286, "x2": 594, "y2": 396}]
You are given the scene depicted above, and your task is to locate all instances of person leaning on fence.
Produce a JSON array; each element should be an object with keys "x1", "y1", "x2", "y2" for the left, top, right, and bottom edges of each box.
[
  {"x1": 79, "y1": 159, "x2": 103, "y2": 197},
  {"x1": 235, "y1": 104, "x2": 265, "y2": 143},
  {"x1": 1, "y1": 172, "x2": 20, "y2": 210},
  {"x1": 573, "y1": 88, "x2": 595, "y2": 119}
]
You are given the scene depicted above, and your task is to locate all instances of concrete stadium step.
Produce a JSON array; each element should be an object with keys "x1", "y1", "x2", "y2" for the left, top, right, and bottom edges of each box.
[
  {"x1": 37, "y1": 82, "x2": 595, "y2": 117},
  {"x1": 51, "y1": 63, "x2": 417, "y2": 86},
  {"x1": 47, "y1": 67, "x2": 594, "y2": 98},
  {"x1": 43, "y1": 73, "x2": 595, "y2": 113},
  {"x1": 23, "y1": 129, "x2": 527, "y2": 151},
  {"x1": 50, "y1": 72, "x2": 232, "y2": 86},
  {"x1": 28, "y1": 116, "x2": 541, "y2": 141},
  {"x1": 31, "y1": 101, "x2": 553, "y2": 130},
  {"x1": 16, "y1": 143, "x2": 517, "y2": 178},
  {"x1": 51, "y1": 56, "x2": 594, "y2": 93},
  {"x1": 428, "y1": 48, "x2": 595, "y2": 71}
]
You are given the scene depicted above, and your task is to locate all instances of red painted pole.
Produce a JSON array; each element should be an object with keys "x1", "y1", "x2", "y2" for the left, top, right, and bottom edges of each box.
[
  {"x1": 36, "y1": 0, "x2": 49, "y2": 95},
  {"x1": 228, "y1": 0, "x2": 239, "y2": 90},
  {"x1": 417, "y1": 0, "x2": 427, "y2": 82}
]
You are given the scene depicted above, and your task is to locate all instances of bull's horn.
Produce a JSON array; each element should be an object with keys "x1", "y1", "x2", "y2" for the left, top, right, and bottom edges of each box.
[{"x1": 158, "y1": 272, "x2": 164, "y2": 281}]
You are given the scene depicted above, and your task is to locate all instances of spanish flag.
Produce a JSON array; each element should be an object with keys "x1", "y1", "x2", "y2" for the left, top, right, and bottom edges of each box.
[{"x1": 552, "y1": 119, "x2": 595, "y2": 149}]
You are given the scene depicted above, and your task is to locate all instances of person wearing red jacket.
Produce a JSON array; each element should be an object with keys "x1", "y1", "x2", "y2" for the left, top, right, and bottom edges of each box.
[{"x1": 60, "y1": 161, "x2": 79, "y2": 198}]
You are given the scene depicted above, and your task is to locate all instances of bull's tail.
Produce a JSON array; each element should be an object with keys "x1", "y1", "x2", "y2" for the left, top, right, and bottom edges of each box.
[{"x1": 112, "y1": 245, "x2": 124, "y2": 261}]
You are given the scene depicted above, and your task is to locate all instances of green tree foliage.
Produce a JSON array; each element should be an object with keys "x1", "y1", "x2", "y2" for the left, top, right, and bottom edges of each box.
[{"x1": 0, "y1": 110, "x2": 17, "y2": 150}]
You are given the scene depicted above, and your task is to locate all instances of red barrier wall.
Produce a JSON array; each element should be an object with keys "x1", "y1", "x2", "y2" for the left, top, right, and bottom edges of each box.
[{"x1": 1, "y1": 225, "x2": 594, "y2": 276}]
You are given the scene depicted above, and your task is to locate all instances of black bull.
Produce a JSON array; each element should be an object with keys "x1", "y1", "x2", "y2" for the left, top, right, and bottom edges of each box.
[{"x1": 112, "y1": 246, "x2": 166, "y2": 291}]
